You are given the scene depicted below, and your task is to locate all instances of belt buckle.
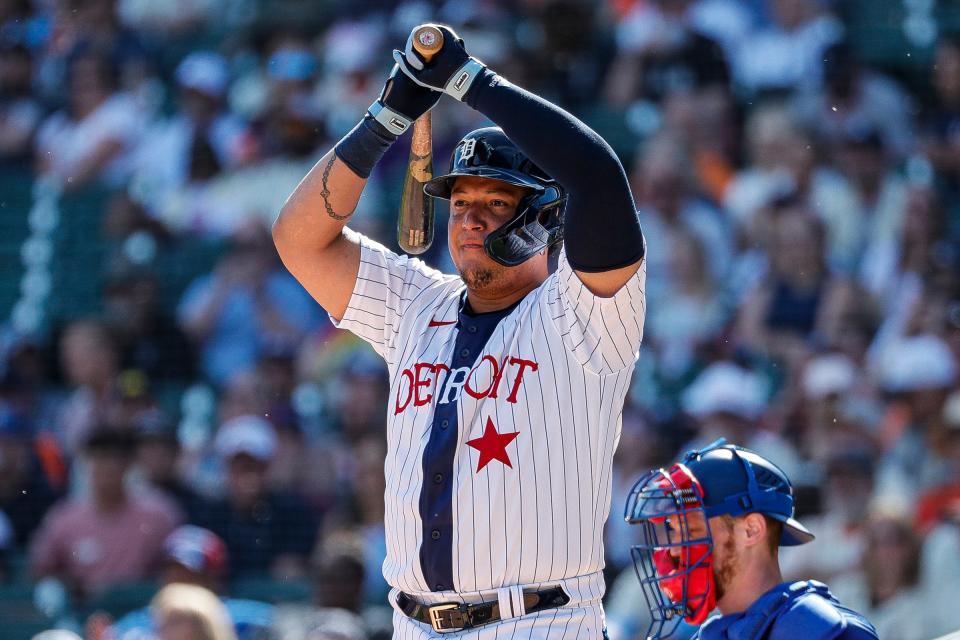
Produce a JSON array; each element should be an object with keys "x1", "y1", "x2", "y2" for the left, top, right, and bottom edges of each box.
[{"x1": 428, "y1": 602, "x2": 469, "y2": 633}]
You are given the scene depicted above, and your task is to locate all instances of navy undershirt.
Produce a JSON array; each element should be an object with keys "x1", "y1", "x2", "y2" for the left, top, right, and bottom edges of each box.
[{"x1": 419, "y1": 296, "x2": 519, "y2": 591}]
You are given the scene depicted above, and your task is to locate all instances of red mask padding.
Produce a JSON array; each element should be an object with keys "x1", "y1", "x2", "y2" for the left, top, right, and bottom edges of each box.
[{"x1": 651, "y1": 465, "x2": 718, "y2": 625}]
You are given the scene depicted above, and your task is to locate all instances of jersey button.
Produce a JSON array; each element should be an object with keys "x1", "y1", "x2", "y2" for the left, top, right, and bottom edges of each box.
[
  {"x1": 460, "y1": 348, "x2": 470, "y2": 358},
  {"x1": 440, "y1": 420, "x2": 449, "y2": 429},
  {"x1": 431, "y1": 529, "x2": 441, "y2": 540},
  {"x1": 467, "y1": 325, "x2": 477, "y2": 334},
  {"x1": 433, "y1": 473, "x2": 443, "y2": 484},
  {"x1": 435, "y1": 583, "x2": 446, "y2": 591}
]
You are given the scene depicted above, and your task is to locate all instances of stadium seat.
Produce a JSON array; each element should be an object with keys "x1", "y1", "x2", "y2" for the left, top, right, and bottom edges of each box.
[
  {"x1": 0, "y1": 583, "x2": 57, "y2": 640},
  {"x1": 0, "y1": 165, "x2": 34, "y2": 317},
  {"x1": 48, "y1": 186, "x2": 113, "y2": 323},
  {"x1": 3, "y1": 620, "x2": 56, "y2": 640}
]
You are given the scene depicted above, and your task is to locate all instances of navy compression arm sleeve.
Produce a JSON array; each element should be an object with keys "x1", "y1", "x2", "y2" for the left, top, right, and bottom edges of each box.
[{"x1": 465, "y1": 69, "x2": 644, "y2": 272}]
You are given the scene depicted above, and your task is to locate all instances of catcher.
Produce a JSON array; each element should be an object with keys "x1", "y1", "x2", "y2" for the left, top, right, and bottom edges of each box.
[{"x1": 624, "y1": 440, "x2": 879, "y2": 639}]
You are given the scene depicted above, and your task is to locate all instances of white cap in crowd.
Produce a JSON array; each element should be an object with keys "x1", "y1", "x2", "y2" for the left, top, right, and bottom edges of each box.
[
  {"x1": 802, "y1": 353, "x2": 857, "y2": 400},
  {"x1": 214, "y1": 415, "x2": 277, "y2": 461},
  {"x1": 175, "y1": 51, "x2": 230, "y2": 98},
  {"x1": 682, "y1": 361, "x2": 767, "y2": 420},
  {"x1": 876, "y1": 335, "x2": 958, "y2": 393}
]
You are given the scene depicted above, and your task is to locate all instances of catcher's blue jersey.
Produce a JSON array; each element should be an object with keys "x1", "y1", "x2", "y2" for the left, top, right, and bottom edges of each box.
[{"x1": 696, "y1": 580, "x2": 878, "y2": 640}]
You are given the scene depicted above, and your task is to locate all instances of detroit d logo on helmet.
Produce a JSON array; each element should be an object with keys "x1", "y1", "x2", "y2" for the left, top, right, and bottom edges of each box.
[{"x1": 460, "y1": 138, "x2": 477, "y2": 162}]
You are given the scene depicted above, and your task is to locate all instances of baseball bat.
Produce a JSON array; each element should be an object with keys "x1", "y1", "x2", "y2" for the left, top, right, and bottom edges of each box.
[{"x1": 397, "y1": 25, "x2": 443, "y2": 255}]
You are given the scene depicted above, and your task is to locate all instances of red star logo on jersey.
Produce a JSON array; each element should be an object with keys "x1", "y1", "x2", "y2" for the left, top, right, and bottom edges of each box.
[{"x1": 466, "y1": 417, "x2": 520, "y2": 472}]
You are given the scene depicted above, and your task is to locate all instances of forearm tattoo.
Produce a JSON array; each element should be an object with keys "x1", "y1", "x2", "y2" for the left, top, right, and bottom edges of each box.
[{"x1": 321, "y1": 155, "x2": 353, "y2": 221}]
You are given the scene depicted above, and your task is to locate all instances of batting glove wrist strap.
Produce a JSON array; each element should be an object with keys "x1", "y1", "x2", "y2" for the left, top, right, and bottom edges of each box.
[
  {"x1": 443, "y1": 58, "x2": 486, "y2": 101},
  {"x1": 368, "y1": 101, "x2": 411, "y2": 137}
]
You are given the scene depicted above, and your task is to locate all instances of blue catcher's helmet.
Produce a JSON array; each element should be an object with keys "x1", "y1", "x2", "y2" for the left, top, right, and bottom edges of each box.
[
  {"x1": 424, "y1": 127, "x2": 567, "y2": 267},
  {"x1": 624, "y1": 439, "x2": 814, "y2": 639},
  {"x1": 682, "y1": 443, "x2": 815, "y2": 545}
]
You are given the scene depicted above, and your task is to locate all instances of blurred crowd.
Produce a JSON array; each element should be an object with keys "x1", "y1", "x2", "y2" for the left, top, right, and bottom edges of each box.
[{"x1": 1, "y1": 0, "x2": 960, "y2": 639}]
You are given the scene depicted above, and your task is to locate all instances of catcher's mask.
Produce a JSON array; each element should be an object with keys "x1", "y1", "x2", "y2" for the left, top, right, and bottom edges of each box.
[
  {"x1": 624, "y1": 457, "x2": 716, "y2": 639},
  {"x1": 624, "y1": 438, "x2": 815, "y2": 639},
  {"x1": 424, "y1": 127, "x2": 567, "y2": 267}
]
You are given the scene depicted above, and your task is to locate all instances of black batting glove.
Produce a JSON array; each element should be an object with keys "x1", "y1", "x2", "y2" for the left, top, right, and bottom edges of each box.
[
  {"x1": 367, "y1": 62, "x2": 442, "y2": 137},
  {"x1": 392, "y1": 24, "x2": 487, "y2": 102}
]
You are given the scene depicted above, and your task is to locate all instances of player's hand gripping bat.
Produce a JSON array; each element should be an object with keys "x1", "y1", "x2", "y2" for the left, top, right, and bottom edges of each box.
[{"x1": 397, "y1": 25, "x2": 443, "y2": 255}]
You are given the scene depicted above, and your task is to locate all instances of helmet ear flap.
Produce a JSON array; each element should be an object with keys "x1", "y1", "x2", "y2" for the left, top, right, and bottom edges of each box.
[{"x1": 483, "y1": 183, "x2": 567, "y2": 267}]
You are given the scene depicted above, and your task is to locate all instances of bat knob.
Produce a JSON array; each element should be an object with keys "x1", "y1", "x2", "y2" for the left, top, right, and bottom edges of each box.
[{"x1": 412, "y1": 25, "x2": 444, "y2": 62}]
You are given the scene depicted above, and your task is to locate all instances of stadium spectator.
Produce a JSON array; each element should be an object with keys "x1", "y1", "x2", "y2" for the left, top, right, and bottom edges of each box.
[
  {"x1": 794, "y1": 41, "x2": 916, "y2": 160},
  {"x1": 604, "y1": 0, "x2": 730, "y2": 107},
  {"x1": 262, "y1": 38, "x2": 318, "y2": 115},
  {"x1": 918, "y1": 519, "x2": 960, "y2": 634},
  {"x1": 0, "y1": 404, "x2": 61, "y2": 550},
  {"x1": 192, "y1": 415, "x2": 318, "y2": 580},
  {"x1": 780, "y1": 449, "x2": 875, "y2": 584},
  {"x1": 872, "y1": 334, "x2": 958, "y2": 504},
  {"x1": 644, "y1": 229, "x2": 727, "y2": 379},
  {"x1": 111, "y1": 525, "x2": 274, "y2": 640},
  {"x1": 658, "y1": 85, "x2": 740, "y2": 203},
  {"x1": 285, "y1": 352, "x2": 390, "y2": 516},
  {"x1": 731, "y1": 0, "x2": 842, "y2": 95},
  {"x1": 29, "y1": 428, "x2": 180, "y2": 600},
  {"x1": 34, "y1": 48, "x2": 146, "y2": 191},
  {"x1": 151, "y1": 582, "x2": 237, "y2": 640},
  {"x1": 117, "y1": 0, "x2": 226, "y2": 39},
  {"x1": 794, "y1": 352, "x2": 881, "y2": 464},
  {"x1": 55, "y1": 320, "x2": 125, "y2": 454},
  {"x1": 830, "y1": 513, "x2": 942, "y2": 640},
  {"x1": 915, "y1": 390, "x2": 960, "y2": 531},
  {"x1": 822, "y1": 125, "x2": 909, "y2": 273},
  {"x1": 722, "y1": 104, "x2": 861, "y2": 270},
  {"x1": 922, "y1": 36, "x2": 960, "y2": 195},
  {"x1": 102, "y1": 265, "x2": 196, "y2": 382},
  {"x1": 133, "y1": 411, "x2": 204, "y2": 521},
  {"x1": 131, "y1": 51, "x2": 248, "y2": 229},
  {"x1": 274, "y1": 606, "x2": 370, "y2": 640},
  {"x1": 334, "y1": 436, "x2": 389, "y2": 606},
  {"x1": 680, "y1": 361, "x2": 803, "y2": 479},
  {"x1": 738, "y1": 207, "x2": 853, "y2": 372},
  {"x1": 177, "y1": 222, "x2": 321, "y2": 387},
  {"x1": 273, "y1": 535, "x2": 388, "y2": 640},
  {"x1": 0, "y1": 43, "x2": 43, "y2": 164},
  {"x1": 861, "y1": 182, "x2": 949, "y2": 306},
  {"x1": 510, "y1": 0, "x2": 606, "y2": 108},
  {"x1": 633, "y1": 133, "x2": 733, "y2": 307},
  {"x1": 181, "y1": 96, "x2": 328, "y2": 238}
]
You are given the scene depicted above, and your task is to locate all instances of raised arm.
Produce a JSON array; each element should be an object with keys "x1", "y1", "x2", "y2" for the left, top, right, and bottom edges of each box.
[
  {"x1": 272, "y1": 63, "x2": 440, "y2": 319},
  {"x1": 393, "y1": 25, "x2": 645, "y2": 296}
]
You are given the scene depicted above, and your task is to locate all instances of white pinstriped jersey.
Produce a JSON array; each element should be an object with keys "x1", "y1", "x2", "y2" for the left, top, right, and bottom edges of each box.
[{"x1": 332, "y1": 231, "x2": 646, "y2": 599}]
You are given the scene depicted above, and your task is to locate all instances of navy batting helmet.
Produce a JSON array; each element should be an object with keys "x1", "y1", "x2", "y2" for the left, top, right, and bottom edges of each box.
[{"x1": 424, "y1": 127, "x2": 567, "y2": 266}]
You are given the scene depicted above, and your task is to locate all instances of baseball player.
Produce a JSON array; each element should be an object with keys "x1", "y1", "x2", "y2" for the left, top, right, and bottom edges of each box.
[
  {"x1": 273, "y1": 24, "x2": 646, "y2": 638},
  {"x1": 624, "y1": 439, "x2": 879, "y2": 639}
]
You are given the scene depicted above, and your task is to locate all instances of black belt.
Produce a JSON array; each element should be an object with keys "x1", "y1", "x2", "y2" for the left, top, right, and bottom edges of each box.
[{"x1": 397, "y1": 586, "x2": 570, "y2": 633}]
